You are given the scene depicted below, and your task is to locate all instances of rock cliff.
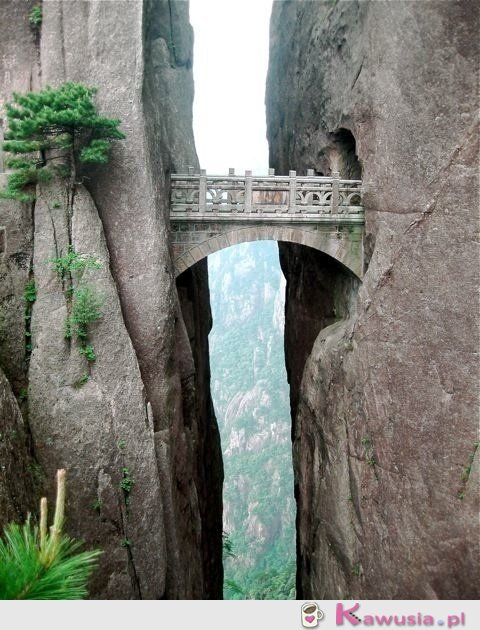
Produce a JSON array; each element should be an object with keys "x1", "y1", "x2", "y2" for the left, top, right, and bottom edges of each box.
[
  {"x1": 267, "y1": 0, "x2": 479, "y2": 599},
  {"x1": 0, "y1": 0, "x2": 222, "y2": 599}
]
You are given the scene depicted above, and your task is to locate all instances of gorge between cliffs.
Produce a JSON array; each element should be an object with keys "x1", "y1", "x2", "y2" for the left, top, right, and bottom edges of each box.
[{"x1": 0, "y1": 0, "x2": 478, "y2": 601}]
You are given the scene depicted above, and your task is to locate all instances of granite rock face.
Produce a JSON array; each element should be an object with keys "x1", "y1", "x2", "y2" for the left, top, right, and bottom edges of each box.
[
  {"x1": 267, "y1": 0, "x2": 479, "y2": 598},
  {"x1": 0, "y1": 0, "x2": 222, "y2": 599},
  {"x1": 0, "y1": 367, "x2": 35, "y2": 529},
  {"x1": 0, "y1": 0, "x2": 39, "y2": 393}
]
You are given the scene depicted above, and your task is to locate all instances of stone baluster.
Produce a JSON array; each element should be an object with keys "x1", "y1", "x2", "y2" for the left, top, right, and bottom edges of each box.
[
  {"x1": 245, "y1": 170, "x2": 253, "y2": 212},
  {"x1": 187, "y1": 165, "x2": 194, "y2": 175},
  {"x1": 307, "y1": 168, "x2": 314, "y2": 176},
  {"x1": 268, "y1": 167, "x2": 275, "y2": 176},
  {"x1": 331, "y1": 171, "x2": 340, "y2": 214},
  {"x1": 199, "y1": 168, "x2": 207, "y2": 212},
  {"x1": 289, "y1": 170, "x2": 297, "y2": 212}
]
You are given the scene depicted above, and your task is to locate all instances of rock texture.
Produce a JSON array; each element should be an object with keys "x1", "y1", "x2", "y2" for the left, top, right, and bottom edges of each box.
[
  {"x1": 0, "y1": 367, "x2": 35, "y2": 529},
  {"x1": 267, "y1": 0, "x2": 479, "y2": 599},
  {"x1": 0, "y1": 0, "x2": 39, "y2": 393},
  {"x1": 1, "y1": 0, "x2": 222, "y2": 599}
]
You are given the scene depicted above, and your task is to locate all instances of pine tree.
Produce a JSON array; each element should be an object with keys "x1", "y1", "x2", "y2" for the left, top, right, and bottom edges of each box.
[
  {"x1": 0, "y1": 469, "x2": 101, "y2": 600},
  {"x1": 1, "y1": 82, "x2": 125, "y2": 201}
]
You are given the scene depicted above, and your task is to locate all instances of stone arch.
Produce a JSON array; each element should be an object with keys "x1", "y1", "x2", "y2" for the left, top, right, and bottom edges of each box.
[{"x1": 174, "y1": 224, "x2": 363, "y2": 278}]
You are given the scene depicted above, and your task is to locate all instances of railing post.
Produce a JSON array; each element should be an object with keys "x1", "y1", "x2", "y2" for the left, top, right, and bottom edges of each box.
[
  {"x1": 245, "y1": 170, "x2": 253, "y2": 212},
  {"x1": 187, "y1": 165, "x2": 194, "y2": 175},
  {"x1": 331, "y1": 171, "x2": 340, "y2": 214},
  {"x1": 268, "y1": 167, "x2": 275, "y2": 176},
  {"x1": 307, "y1": 168, "x2": 314, "y2": 176},
  {"x1": 289, "y1": 170, "x2": 297, "y2": 211},
  {"x1": 229, "y1": 167, "x2": 235, "y2": 176},
  {"x1": 199, "y1": 168, "x2": 207, "y2": 212}
]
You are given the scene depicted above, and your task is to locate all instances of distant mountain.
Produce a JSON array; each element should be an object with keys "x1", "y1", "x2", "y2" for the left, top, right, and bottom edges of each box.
[{"x1": 208, "y1": 241, "x2": 295, "y2": 599}]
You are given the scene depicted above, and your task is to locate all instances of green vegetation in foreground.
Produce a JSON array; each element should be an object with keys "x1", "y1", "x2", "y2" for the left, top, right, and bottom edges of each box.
[
  {"x1": 0, "y1": 469, "x2": 101, "y2": 599},
  {"x1": 0, "y1": 82, "x2": 125, "y2": 201}
]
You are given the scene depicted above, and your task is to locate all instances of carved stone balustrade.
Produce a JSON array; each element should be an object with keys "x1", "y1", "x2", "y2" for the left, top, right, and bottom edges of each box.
[
  {"x1": 170, "y1": 168, "x2": 364, "y2": 223},
  {"x1": 169, "y1": 168, "x2": 365, "y2": 278}
]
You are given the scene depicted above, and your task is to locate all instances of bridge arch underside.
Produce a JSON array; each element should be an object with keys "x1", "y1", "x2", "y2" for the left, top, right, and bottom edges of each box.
[{"x1": 172, "y1": 222, "x2": 364, "y2": 279}]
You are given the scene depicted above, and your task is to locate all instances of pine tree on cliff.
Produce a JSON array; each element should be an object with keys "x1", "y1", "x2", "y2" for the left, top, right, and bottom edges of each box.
[{"x1": 1, "y1": 82, "x2": 125, "y2": 202}]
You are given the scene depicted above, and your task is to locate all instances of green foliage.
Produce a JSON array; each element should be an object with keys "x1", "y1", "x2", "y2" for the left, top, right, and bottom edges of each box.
[
  {"x1": 24, "y1": 280, "x2": 37, "y2": 303},
  {"x1": 29, "y1": 5, "x2": 42, "y2": 27},
  {"x1": 72, "y1": 373, "x2": 89, "y2": 388},
  {"x1": 78, "y1": 345, "x2": 96, "y2": 362},
  {"x1": 222, "y1": 532, "x2": 236, "y2": 559},
  {"x1": 91, "y1": 499, "x2": 103, "y2": 512},
  {"x1": 224, "y1": 579, "x2": 246, "y2": 599},
  {"x1": 248, "y1": 563, "x2": 296, "y2": 600},
  {"x1": 361, "y1": 435, "x2": 372, "y2": 448},
  {"x1": 352, "y1": 562, "x2": 361, "y2": 577},
  {"x1": 458, "y1": 441, "x2": 479, "y2": 497},
  {"x1": 120, "y1": 468, "x2": 134, "y2": 494},
  {"x1": 79, "y1": 139, "x2": 111, "y2": 164},
  {"x1": 0, "y1": 166, "x2": 50, "y2": 202},
  {"x1": 50, "y1": 247, "x2": 102, "y2": 366},
  {"x1": 361, "y1": 435, "x2": 377, "y2": 468},
  {"x1": 0, "y1": 523, "x2": 99, "y2": 599},
  {"x1": 120, "y1": 539, "x2": 132, "y2": 548},
  {"x1": 1, "y1": 82, "x2": 125, "y2": 201},
  {"x1": 225, "y1": 561, "x2": 296, "y2": 600},
  {"x1": 65, "y1": 286, "x2": 103, "y2": 342},
  {"x1": 366, "y1": 454, "x2": 377, "y2": 467},
  {"x1": 0, "y1": 470, "x2": 101, "y2": 600},
  {"x1": 50, "y1": 247, "x2": 101, "y2": 280},
  {"x1": 462, "y1": 441, "x2": 479, "y2": 482}
]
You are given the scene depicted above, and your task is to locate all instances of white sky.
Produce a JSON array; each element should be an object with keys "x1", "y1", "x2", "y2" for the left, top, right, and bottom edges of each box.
[{"x1": 190, "y1": 0, "x2": 273, "y2": 175}]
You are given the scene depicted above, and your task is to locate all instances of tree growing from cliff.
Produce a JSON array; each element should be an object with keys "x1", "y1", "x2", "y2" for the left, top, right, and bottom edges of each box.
[{"x1": 1, "y1": 82, "x2": 125, "y2": 202}]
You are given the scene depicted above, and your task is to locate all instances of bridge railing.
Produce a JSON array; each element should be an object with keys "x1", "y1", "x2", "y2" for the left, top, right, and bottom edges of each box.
[{"x1": 170, "y1": 168, "x2": 363, "y2": 221}]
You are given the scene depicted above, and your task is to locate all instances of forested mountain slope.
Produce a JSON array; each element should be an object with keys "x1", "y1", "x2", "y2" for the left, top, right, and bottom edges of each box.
[{"x1": 209, "y1": 242, "x2": 295, "y2": 599}]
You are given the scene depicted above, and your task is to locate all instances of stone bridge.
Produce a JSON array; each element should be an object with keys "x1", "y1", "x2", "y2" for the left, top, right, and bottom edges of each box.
[{"x1": 169, "y1": 168, "x2": 365, "y2": 278}]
